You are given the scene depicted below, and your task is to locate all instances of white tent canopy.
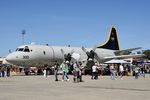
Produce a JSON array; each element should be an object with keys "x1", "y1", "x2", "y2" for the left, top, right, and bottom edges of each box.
[{"x1": 104, "y1": 59, "x2": 129, "y2": 64}]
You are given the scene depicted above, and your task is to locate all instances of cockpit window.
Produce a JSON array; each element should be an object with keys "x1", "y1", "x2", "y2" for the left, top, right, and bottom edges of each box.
[
  {"x1": 17, "y1": 48, "x2": 24, "y2": 51},
  {"x1": 16, "y1": 46, "x2": 30, "y2": 52},
  {"x1": 24, "y1": 46, "x2": 30, "y2": 52}
]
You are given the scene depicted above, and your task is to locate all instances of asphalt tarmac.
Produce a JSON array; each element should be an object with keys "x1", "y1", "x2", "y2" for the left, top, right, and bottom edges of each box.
[{"x1": 0, "y1": 75, "x2": 150, "y2": 100}]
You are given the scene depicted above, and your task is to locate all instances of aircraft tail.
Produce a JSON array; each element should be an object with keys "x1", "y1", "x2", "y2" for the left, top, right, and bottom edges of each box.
[{"x1": 97, "y1": 26, "x2": 120, "y2": 50}]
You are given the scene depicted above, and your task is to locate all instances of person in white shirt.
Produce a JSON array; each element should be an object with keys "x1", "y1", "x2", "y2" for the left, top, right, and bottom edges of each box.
[
  {"x1": 119, "y1": 64, "x2": 124, "y2": 79},
  {"x1": 43, "y1": 67, "x2": 47, "y2": 77},
  {"x1": 91, "y1": 63, "x2": 98, "y2": 80},
  {"x1": 134, "y1": 67, "x2": 139, "y2": 79}
]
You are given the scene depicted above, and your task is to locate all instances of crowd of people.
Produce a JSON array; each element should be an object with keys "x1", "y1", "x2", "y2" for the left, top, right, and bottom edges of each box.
[
  {"x1": 42, "y1": 60, "x2": 149, "y2": 82},
  {"x1": 1, "y1": 60, "x2": 150, "y2": 82},
  {"x1": 0, "y1": 66, "x2": 11, "y2": 77},
  {"x1": 105, "y1": 63, "x2": 147, "y2": 80},
  {"x1": 52, "y1": 60, "x2": 83, "y2": 82}
]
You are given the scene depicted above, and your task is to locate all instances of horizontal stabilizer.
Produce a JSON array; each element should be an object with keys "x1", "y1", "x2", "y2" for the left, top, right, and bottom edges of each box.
[
  {"x1": 114, "y1": 47, "x2": 142, "y2": 55},
  {"x1": 104, "y1": 54, "x2": 145, "y2": 60}
]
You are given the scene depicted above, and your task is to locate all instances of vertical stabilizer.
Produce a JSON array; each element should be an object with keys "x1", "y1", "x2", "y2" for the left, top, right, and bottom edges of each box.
[{"x1": 97, "y1": 26, "x2": 120, "y2": 50}]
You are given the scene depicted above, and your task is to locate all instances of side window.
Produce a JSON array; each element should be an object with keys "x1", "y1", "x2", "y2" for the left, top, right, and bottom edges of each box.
[
  {"x1": 43, "y1": 51, "x2": 46, "y2": 55},
  {"x1": 24, "y1": 46, "x2": 30, "y2": 52}
]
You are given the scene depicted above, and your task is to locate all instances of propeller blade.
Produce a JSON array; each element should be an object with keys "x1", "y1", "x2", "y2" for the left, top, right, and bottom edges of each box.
[
  {"x1": 60, "y1": 49, "x2": 64, "y2": 55},
  {"x1": 94, "y1": 53, "x2": 99, "y2": 61},
  {"x1": 92, "y1": 45, "x2": 97, "y2": 51},
  {"x1": 70, "y1": 49, "x2": 74, "y2": 55},
  {"x1": 9, "y1": 49, "x2": 12, "y2": 53},
  {"x1": 71, "y1": 53, "x2": 80, "y2": 61},
  {"x1": 81, "y1": 46, "x2": 87, "y2": 53}
]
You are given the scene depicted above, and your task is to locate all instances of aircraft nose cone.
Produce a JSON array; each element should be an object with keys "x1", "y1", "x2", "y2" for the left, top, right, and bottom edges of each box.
[
  {"x1": 6, "y1": 54, "x2": 13, "y2": 62},
  {"x1": 6, "y1": 53, "x2": 18, "y2": 63}
]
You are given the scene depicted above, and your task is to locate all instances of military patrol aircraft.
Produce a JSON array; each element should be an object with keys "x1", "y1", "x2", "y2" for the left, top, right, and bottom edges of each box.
[{"x1": 6, "y1": 26, "x2": 144, "y2": 67}]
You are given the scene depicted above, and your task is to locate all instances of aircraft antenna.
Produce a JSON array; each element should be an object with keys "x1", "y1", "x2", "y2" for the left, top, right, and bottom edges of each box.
[{"x1": 21, "y1": 30, "x2": 26, "y2": 44}]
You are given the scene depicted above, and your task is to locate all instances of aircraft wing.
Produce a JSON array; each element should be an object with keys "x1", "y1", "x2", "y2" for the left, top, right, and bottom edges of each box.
[
  {"x1": 114, "y1": 47, "x2": 142, "y2": 55},
  {"x1": 104, "y1": 54, "x2": 145, "y2": 60}
]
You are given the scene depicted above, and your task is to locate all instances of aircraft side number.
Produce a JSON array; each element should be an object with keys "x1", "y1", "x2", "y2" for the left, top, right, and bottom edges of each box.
[{"x1": 23, "y1": 56, "x2": 29, "y2": 59}]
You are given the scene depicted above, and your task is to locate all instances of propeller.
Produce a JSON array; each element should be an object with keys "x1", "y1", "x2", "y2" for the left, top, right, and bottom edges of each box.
[
  {"x1": 9, "y1": 49, "x2": 12, "y2": 53},
  {"x1": 92, "y1": 45, "x2": 97, "y2": 51},
  {"x1": 81, "y1": 46, "x2": 99, "y2": 61},
  {"x1": 71, "y1": 53, "x2": 80, "y2": 61},
  {"x1": 60, "y1": 49, "x2": 74, "y2": 62}
]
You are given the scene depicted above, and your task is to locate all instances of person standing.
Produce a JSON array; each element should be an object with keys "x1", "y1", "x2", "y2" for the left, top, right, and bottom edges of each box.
[
  {"x1": 134, "y1": 67, "x2": 139, "y2": 79},
  {"x1": 110, "y1": 64, "x2": 115, "y2": 80},
  {"x1": 119, "y1": 64, "x2": 124, "y2": 79},
  {"x1": 43, "y1": 64, "x2": 48, "y2": 77},
  {"x1": 73, "y1": 62, "x2": 81, "y2": 82},
  {"x1": 0, "y1": 67, "x2": 1, "y2": 77},
  {"x1": 140, "y1": 65, "x2": 145, "y2": 78},
  {"x1": 60, "y1": 61, "x2": 69, "y2": 81},
  {"x1": 43, "y1": 67, "x2": 47, "y2": 77},
  {"x1": 54, "y1": 61, "x2": 59, "y2": 81},
  {"x1": 91, "y1": 63, "x2": 98, "y2": 80},
  {"x1": 1, "y1": 66, "x2": 5, "y2": 77},
  {"x1": 7, "y1": 67, "x2": 11, "y2": 77}
]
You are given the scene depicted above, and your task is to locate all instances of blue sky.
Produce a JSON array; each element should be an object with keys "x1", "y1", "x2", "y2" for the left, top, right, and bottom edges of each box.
[{"x1": 0, "y1": 0, "x2": 150, "y2": 56}]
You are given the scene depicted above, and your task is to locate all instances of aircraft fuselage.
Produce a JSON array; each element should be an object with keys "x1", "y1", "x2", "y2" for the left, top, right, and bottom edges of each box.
[{"x1": 6, "y1": 44, "x2": 115, "y2": 67}]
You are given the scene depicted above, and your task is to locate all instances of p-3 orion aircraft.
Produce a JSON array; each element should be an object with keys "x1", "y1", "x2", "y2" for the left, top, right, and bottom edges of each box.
[{"x1": 6, "y1": 26, "x2": 144, "y2": 67}]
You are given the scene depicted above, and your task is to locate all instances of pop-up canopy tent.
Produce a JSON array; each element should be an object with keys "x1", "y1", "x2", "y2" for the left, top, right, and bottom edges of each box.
[{"x1": 104, "y1": 59, "x2": 130, "y2": 64}]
